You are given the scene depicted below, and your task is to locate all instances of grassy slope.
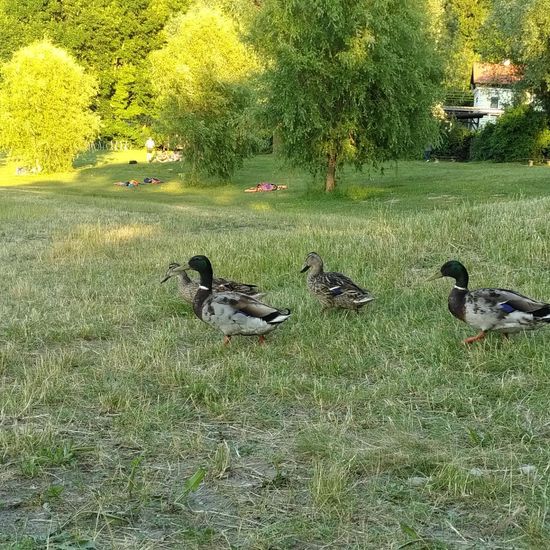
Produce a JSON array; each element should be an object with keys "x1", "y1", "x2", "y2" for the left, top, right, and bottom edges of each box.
[{"x1": 1, "y1": 153, "x2": 549, "y2": 548}]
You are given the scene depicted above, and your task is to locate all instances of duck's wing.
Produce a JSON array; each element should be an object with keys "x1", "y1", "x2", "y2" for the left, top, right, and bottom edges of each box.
[
  {"x1": 464, "y1": 288, "x2": 550, "y2": 332},
  {"x1": 322, "y1": 272, "x2": 374, "y2": 301},
  {"x1": 469, "y1": 288, "x2": 549, "y2": 314},
  {"x1": 213, "y1": 277, "x2": 259, "y2": 294},
  {"x1": 489, "y1": 288, "x2": 550, "y2": 315},
  {"x1": 211, "y1": 292, "x2": 290, "y2": 322}
]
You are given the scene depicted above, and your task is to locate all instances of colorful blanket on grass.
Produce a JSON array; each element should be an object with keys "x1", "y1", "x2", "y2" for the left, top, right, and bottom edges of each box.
[
  {"x1": 114, "y1": 177, "x2": 163, "y2": 188},
  {"x1": 245, "y1": 182, "x2": 288, "y2": 193}
]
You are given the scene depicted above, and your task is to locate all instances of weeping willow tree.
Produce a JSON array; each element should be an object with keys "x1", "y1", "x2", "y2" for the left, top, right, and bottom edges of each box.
[
  {"x1": 150, "y1": 4, "x2": 261, "y2": 180},
  {"x1": 0, "y1": 39, "x2": 100, "y2": 172},
  {"x1": 252, "y1": 0, "x2": 443, "y2": 192}
]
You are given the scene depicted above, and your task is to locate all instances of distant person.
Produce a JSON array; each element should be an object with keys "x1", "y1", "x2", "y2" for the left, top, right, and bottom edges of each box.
[
  {"x1": 423, "y1": 144, "x2": 433, "y2": 162},
  {"x1": 145, "y1": 137, "x2": 155, "y2": 163}
]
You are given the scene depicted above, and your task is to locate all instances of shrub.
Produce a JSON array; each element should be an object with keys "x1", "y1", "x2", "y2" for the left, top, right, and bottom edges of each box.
[
  {"x1": 434, "y1": 119, "x2": 474, "y2": 161},
  {"x1": 536, "y1": 128, "x2": 550, "y2": 160},
  {"x1": 470, "y1": 105, "x2": 548, "y2": 162}
]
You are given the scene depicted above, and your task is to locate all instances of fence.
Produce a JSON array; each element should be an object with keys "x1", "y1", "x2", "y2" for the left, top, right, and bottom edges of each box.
[
  {"x1": 443, "y1": 90, "x2": 474, "y2": 107},
  {"x1": 88, "y1": 140, "x2": 132, "y2": 152}
]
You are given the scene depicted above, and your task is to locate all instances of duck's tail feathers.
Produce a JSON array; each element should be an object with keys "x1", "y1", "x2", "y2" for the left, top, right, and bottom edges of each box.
[
  {"x1": 263, "y1": 309, "x2": 291, "y2": 324},
  {"x1": 353, "y1": 296, "x2": 375, "y2": 304},
  {"x1": 534, "y1": 304, "x2": 550, "y2": 321}
]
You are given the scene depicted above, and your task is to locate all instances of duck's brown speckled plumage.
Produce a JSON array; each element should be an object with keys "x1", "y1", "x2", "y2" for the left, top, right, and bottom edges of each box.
[
  {"x1": 300, "y1": 252, "x2": 374, "y2": 311},
  {"x1": 161, "y1": 262, "x2": 263, "y2": 305},
  {"x1": 433, "y1": 260, "x2": 550, "y2": 343}
]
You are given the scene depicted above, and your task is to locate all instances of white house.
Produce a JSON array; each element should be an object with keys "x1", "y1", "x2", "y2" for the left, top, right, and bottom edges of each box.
[{"x1": 470, "y1": 61, "x2": 522, "y2": 127}]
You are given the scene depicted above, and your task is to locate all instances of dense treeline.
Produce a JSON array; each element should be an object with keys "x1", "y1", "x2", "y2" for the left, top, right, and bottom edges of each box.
[
  {"x1": 0, "y1": 0, "x2": 549, "y2": 187},
  {"x1": 0, "y1": 0, "x2": 193, "y2": 142}
]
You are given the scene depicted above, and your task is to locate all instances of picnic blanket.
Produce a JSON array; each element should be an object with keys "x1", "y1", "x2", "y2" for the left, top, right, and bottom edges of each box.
[
  {"x1": 244, "y1": 182, "x2": 288, "y2": 193},
  {"x1": 113, "y1": 177, "x2": 163, "y2": 188}
]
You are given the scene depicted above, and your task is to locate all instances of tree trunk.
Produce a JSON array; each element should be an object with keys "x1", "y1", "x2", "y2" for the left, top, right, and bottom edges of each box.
[
  {"x1": 272, "y1": 129, "x2": 283, "y2": 156},
  {"x1": 325, "y1": 153, "x2": 337, "y2": 192}
]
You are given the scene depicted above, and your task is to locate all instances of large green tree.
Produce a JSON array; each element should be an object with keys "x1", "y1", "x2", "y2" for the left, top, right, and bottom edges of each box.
[
  {"x1": 439, "y1": 0, "x2": 492, "y2": 90},
  {"x1": 0, "y1": 0, "x2": 191, "y2": 142},
  {"x1": 0, "y1": 40, "x2": 100, "y2": 172},
  {"x1": 520, "y1": 0, "x2": 550, "y2": 112},
  {"x1": 487, "y1": 0, "x2": 550, "y2": 113},
  {"x1": 253, "y1": 0, "x2": 443, "y2": 191},
  {"x1": 150, "y1": 4, "x2": 260, "y2": 180}
]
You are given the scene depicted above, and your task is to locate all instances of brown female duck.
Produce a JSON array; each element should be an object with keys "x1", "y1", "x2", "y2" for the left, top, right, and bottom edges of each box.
[
  {"x1": 161, "y1": 262, "x2": 262, "y2": 304},
  {"x1": 300, "y1": 252, "x2": 374, "y2": 311}
]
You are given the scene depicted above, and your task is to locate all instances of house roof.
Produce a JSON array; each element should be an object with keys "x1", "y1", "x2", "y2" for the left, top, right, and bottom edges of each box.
[{"x1": 471, "y1": 62, "x2": 522, "y2": 87}]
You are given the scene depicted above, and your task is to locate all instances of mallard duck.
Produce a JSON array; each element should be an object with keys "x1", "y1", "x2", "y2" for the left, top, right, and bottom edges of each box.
[
  {"x1": 182, "y1": 255, "x2": 291, "y2": 344},
  {"x1": 429, "y1": 260, "x2": 550, "y2": 343},
  {"x1": 161, "y1": 262, "x2": 263, "y2": 304},
  {"x1": 300, "y1": 252, "x2": 374, "y2": 311}
]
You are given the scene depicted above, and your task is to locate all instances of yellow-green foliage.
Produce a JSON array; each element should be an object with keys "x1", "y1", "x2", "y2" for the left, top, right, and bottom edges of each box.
[
  {"x1": 0, "y1": 39, "x2": 100, "y2": 173},
  {"x1": 150, "y1": 4, "x2": 260, "y2": 179},
  {"x1": 151, "y1": 4, "x2": 258, "y2": 107}
]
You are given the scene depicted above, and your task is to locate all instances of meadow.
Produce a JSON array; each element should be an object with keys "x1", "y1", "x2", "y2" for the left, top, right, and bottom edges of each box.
[{"x1": 1, "y1": 152, "x2": 549, "y2": 548}]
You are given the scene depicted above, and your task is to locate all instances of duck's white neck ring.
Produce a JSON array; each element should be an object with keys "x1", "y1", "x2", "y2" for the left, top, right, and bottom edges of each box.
[
  {"x1": 454, "y1": 285, "x2": 467, "y2": 291},
  {"x1": 198, "y1": 285, "x2": 210, "y2": 291}
]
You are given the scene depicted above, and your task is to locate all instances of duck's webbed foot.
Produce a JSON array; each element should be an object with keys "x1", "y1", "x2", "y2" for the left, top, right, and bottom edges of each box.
[
  {"x1": 463, "y1": 331, "x2": 486, "y2": 344},
  {"x1": 258, "y1": 335, "x2": 266, "y2": 345},
  {"x1": 223, "y1": 335, "x2": 232, "y2": 346}
]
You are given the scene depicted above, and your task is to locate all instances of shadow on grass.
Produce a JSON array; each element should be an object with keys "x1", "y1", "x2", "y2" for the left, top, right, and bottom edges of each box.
[{"x1": 0, "y1": 152, "x2": 314, "y2": 211}]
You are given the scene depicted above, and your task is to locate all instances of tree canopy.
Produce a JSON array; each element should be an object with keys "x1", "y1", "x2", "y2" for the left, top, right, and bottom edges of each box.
[
  {"x1": 491, "y1": 0, "x2": 550, "y2": 113},
  {"x1": 0, "y1": 39, "x2": 100, "y2": 172},
  {"x1": 253, "y1": 0, "x2": 443, "y2": 191},
  {"x1": 150, "y1": 4, "x2": 261, "y2": 180},
  {"x1": 439, "y1": 0, "x2": 492, "y2": 90},
  {"x1": 0, "y1": 0, "x2": 191, "y2": 141}
]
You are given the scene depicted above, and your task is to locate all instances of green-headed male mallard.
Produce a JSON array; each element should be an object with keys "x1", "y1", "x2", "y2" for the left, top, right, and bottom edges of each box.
[
  {"x1": 161, "y1": 262, "x2": 263, "y2": 305},
  {"x1": 300, "y1": 252, "x2": 374, "y2": 311},
  {"x1": 182, "y1": 255, "x2": 290, "y2": 345},
  {"x1": 429, "y1": 260, "x2": 550, "y2": 343}
]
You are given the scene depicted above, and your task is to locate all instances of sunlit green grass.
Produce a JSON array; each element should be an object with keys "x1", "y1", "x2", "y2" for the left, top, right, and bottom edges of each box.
[{"x1": 1, "y1": 152, "x2": 549, "y2": 547}]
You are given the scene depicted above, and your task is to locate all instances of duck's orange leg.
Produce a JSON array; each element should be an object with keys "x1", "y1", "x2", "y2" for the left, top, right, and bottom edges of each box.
[
  {"x1": 258, "y1": 335, "x2": 266, "y2": 345},
  {"x1": 223, "y1": 335, "x2": 232, "y2": 346},
  {"x1": 463, "y1": 331, "x2": 486, "y2": 344}
]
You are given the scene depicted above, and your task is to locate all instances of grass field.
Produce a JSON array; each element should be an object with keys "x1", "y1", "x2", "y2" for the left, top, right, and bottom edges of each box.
[{"x1": 1, "y1": 152, "x2": 550, "y2": 548}]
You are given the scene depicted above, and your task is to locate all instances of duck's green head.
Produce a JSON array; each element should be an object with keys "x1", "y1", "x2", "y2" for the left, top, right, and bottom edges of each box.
[
  {"x1": 185, "y1": 255, "x2": 212, "y2": 273},
  {"x1": 184, "y1": 255, "x2": 214, "y2": 288},
  {"x1": 429, "y1": 260, "x2": 469, "y2": 287},
  {"x1": 301, "y1": 252, "x2": 323, "y2": 273}
]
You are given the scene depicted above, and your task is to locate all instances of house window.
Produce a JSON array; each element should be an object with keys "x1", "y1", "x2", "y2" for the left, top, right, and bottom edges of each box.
[{"x1": 490, "y1": 96, "x2": 499, "y2": 109}]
